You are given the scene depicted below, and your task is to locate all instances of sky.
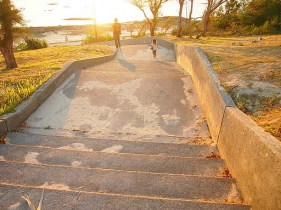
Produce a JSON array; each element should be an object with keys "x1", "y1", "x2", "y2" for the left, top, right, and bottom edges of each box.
[{"x1": 12, "y1": 0, "x2": 206, "y2": 27}]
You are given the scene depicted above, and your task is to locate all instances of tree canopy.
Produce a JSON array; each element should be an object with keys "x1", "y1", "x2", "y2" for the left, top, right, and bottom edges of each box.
[
  {"x1": 127, "y1": 0, "x2": 168, "y2": 36},
  {"x1": 212, "y1": 0, "x2": 281, "y2": 35}
]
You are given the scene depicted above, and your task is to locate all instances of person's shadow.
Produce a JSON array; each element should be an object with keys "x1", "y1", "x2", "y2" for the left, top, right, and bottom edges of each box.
[{"x1": 117, "y1": 48, "x2": 136, "y2": 73}]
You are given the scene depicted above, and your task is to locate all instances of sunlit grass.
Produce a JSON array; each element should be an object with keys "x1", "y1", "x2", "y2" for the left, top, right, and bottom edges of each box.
[
  {"x1": 0, "y1": 45, "x2": 113, "y2": 115},
  {"x1": 165, "y1": 35, "x2": 281, "y2": 141}
]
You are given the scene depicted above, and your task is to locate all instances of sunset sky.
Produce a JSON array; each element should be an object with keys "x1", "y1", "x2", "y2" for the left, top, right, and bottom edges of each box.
[{"x1": 12, "y1": 0, "x2": 206, "y2": 27}]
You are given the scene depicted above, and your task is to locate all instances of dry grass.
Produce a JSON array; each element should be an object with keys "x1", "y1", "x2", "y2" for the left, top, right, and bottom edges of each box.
[
  {"x1": 0, "y1": 45, "x2": 113, "y2": 115},
  {"x1": 165, "y1": 35, "x2": 281, "y2": 141}
]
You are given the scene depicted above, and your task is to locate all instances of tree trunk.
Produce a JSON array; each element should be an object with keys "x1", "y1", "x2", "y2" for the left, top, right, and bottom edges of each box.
[
  {"x1": 201, "y1": 12, "x2": 210, "y2": 37},
  {"x1": 150, "y1": 19, "x2": 157, "y2": 36},
  {"x1": 196, "y1": 11, "x2": 210, "y2": 39},
  {"x1": 0, "y1": 38, "x2": 17, "y2": 69},
  {"x1": 189, "y1": 0, "x2": 194, "y2": 38},
  {"x1": 177, "y1": 1, "x2": 184, "y2": 37}
]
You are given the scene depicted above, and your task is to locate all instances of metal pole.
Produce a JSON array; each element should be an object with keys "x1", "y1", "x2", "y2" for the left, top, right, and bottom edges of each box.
[{"x1": 93, "y1": 2, "x2": 98, "y2": 41}]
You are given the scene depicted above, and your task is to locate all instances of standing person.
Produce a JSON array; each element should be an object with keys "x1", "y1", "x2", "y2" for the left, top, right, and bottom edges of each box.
[
  {"x1": 112, "y1": 18, "x2": 121, "y2": 48},
  {"x1": 150, "y1": 38, "x2": 159, "y2": 58}
]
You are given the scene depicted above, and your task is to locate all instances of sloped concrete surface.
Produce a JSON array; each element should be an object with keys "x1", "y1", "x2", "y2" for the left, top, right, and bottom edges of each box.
[{"x1": 23, "y1": 45, "x2": 211, "y2": 144}]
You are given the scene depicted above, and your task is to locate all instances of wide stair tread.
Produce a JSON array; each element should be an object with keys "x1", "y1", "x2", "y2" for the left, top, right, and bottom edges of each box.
[
  {"x1": 6, "y1": 132, "x2": 217, "y2": 158},
  {"x1": 0, "y1": 185, "x2": 250, "y2": 210},
  {"x1": 0, "y1": 132, "x2": 250, "y2": 209},
  {"x1": 0, "y1": 144, "x2": 225, "y2": 176}
]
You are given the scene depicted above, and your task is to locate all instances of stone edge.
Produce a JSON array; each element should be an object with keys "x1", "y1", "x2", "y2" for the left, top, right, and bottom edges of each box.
[{"x1": 0, "y1": 52, "x2": 116, "y2": 133}]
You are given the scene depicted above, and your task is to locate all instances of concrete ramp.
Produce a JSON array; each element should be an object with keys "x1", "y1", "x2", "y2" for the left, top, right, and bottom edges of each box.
[{"x1": 23, "y1": 45, "x2": 211, "y2": 143}]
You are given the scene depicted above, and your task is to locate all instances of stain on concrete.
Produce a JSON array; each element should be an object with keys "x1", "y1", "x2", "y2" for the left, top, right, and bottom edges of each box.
[
  {"x1": 227, "y1": 183, "x2": 243, "y2": 203},
  {"x1": 72, "y1": 161, "x2": 83, "y2": 167},
  {"x1": 24, "y1": 152, "x2": 40, "y2": 164},
  {"x1": 40, "y1": 182, "x2": 70, "y2": 190},
  {"x1": 59, "y1": 143, "x2": 93, "y2": 152},
  {"x1": 162, "y1": 109, "x2": 181, "y2": 126},
  {"x1": 8, "y1": 202, "x2": 21, "y2": 210},
  {"x1": 101, "y1": 145, "x2": 124, "y2": 153}
]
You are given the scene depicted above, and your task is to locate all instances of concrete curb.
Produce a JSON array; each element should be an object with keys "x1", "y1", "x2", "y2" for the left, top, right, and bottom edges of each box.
[
  {"x1": 0, "y1": 52, "x2": 116, "y2": 133},
  {"x1": 173, "y1": 40, "x2": 281, "y2": 210}
]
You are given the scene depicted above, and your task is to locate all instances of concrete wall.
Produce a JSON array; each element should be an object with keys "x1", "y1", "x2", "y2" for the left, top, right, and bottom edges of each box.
[
  {"x1": 0, "y1": 53, "x2": 116, "y2": 134},
  {"x1": 218, "y1": 107, "x2": 281, "y2": 210},
  {"x1": 174, "y1": 44, "x2": 235, "y2": 141},
  {"x1": 97, "y1": 37, "x2": 174, "y2": 50},
  {"x1": 173, "y1": 41, "x2": 281, "y2": 210}
]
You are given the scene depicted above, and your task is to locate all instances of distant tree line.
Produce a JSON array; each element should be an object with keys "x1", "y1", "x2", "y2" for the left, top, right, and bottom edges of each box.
[
  {"x1": 209, "y1": 0, "x2": 281, "y2": 35},
  {"x1": 1, "y1": 0, "x2": 281, "y2": 69}
]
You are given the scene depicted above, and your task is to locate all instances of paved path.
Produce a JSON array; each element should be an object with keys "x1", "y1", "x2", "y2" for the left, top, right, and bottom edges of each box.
[{"x1": 24, "y1": 44, "x2": 211, "y2": 144}]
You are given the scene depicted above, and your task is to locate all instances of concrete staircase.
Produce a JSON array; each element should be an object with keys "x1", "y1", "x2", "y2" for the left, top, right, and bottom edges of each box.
[{"x1": 0, "y1": 132, "x2": 251, "y2": 210}]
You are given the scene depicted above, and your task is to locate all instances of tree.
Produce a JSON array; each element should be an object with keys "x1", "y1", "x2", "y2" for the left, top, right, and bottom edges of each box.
[
  {"x1": 196, "y1": 0, "x2": 228, "y2": 39},
  {"x1": 176, "y1": 0, "x2": 185, "y2": 37},
  {"x1": 158, "y1": 16, "x2": 175, "y2": 34},
  {"x1": 213, "y1": 0, "x2": 242, "y2": 30},
  {"x1": 0, "y1": 0, "x2": 24, "y2": 68},
  {"x1": 242, "y1": 0, "x2": 281, "y2": 30},
  {"x1": 127, "y1": 21, "x2": 137, "y2": 37},
  {"x1": 127, "y1": 0, "x2": 168, "y2": 36},
  {"x1": 188, "y1": 0, "x2": 194, "y2": 38}
]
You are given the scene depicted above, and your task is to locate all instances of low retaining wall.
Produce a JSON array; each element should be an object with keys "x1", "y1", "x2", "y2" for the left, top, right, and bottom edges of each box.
[
  {"x1": 97, "y1": 37, "x2": 174, "y2": 51},
  {"x1": 0, "y1": 53, "x2": 116, "y2": 134},
  {"x1": 173, "y1": 41, "x2": 281, "y2": 210},
  {"x1": 174, "y1": 44, "x2": 235, "y2": 141},
  {"x1": 219, "y1": 107, "x2": 281, "y2": 210}
]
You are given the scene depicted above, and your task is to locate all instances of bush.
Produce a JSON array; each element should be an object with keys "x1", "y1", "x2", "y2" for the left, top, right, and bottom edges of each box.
[
  {"x1": 82, "y1": 33, "x2": 113, "y2": 44},
  {"x1": 16, "y1": 37, "x2": 48, "y2": 51}
]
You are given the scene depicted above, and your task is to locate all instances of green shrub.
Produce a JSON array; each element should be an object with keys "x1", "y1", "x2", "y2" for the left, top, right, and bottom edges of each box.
[{"x1": 16, "y1": 37, "x2": 48, "y2": 51}]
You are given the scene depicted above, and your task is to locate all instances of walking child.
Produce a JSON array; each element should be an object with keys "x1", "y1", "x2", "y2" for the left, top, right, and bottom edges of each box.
[{"x1": 150, "y1": 38, "x2": 159, "y2": 58}]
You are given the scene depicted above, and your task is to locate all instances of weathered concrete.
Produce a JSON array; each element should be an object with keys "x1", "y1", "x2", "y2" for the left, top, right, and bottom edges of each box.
[
  {"x1": 0, "y1": 161, "x2": 241, "y2": 201},
  {"x1": 174, "y1": 44, "x2": 235, "y2": 142},
  {"x1": 0, "y1": 144, "x2": 226, "y2": 176},
  {"x1": 0, "y1": 42, "x2": 252, "y2": 210},
  {"x1": 218, "y1": 107, "x2": 281, "y2": 210},
  {"x1": 0, "y1": 120, "x2": 7, "y2": 137},
  {"x1": 23, "y1": 45, "x2": 211, "y2": 143},
  {"x1": 7, "y1": 132, "x2": 218, "y2": 158},
  {"x1": 0, "y1": 53, "x2": 116, "y2": 134},
  {"x1": 0, "y1": 185, "x2": 250, "y2": 210}
]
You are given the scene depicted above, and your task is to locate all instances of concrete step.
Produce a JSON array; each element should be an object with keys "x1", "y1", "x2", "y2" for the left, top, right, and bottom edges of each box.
[
  {"x1": 0, "y1": 144, "x2": 226, "y2": 176},
  {"x1": 0, "y1": 184, "x2": 251, "y2": 210},
  {"x1": 0, "y1": 161, "x2": 242, "y2": 202},
  {"x1": 7, "y1": 132, "x2": 217, "y2": 158}
]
